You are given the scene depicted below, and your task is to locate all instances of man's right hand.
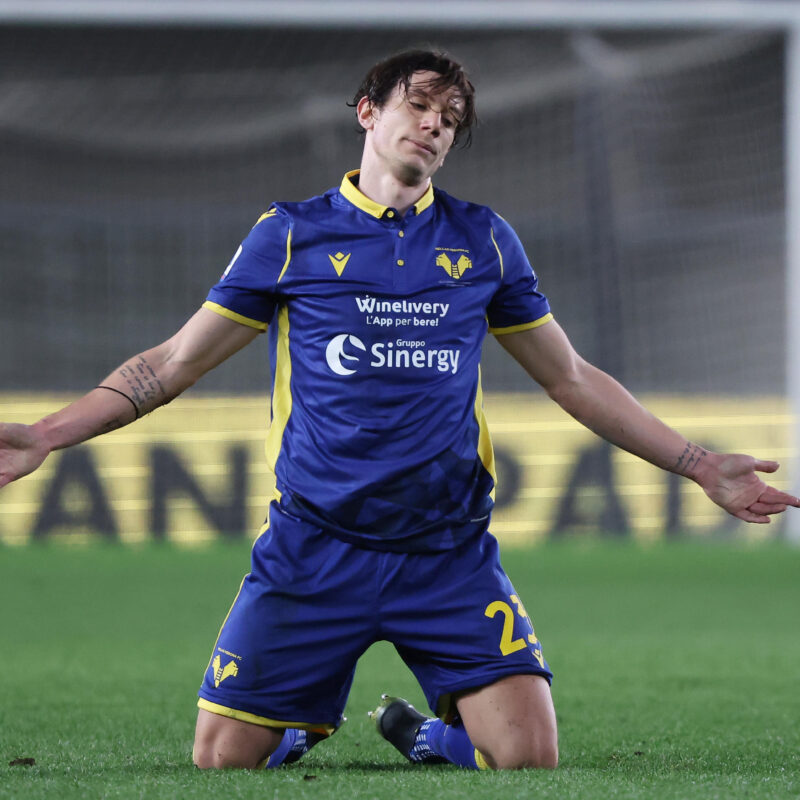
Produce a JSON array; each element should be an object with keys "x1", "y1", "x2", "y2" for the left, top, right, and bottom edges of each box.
[
  {"x1": 0, "y1": 307, "x2": 262, "y2": 493},
  {"x1": 0, "y1": 422, "x2": 50, "y2": 488}
]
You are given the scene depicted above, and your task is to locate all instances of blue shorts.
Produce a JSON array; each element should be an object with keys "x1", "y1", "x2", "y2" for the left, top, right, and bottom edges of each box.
[{"x1": 197, "y1": 503, "x2": 552, "y2": 733}]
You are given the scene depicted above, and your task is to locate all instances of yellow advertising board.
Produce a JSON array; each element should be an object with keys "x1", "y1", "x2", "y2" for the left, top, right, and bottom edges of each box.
[{"x1": 0, "y1": 393, "x2": 793, "y2": 546}]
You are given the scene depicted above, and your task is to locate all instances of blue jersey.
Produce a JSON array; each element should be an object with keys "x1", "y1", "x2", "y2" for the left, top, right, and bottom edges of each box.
[{"x1": 204, "y1": 171, "x2": 552, "y2": 552}]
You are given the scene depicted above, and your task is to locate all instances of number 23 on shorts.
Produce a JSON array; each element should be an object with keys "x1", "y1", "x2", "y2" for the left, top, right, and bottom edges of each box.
[{"x1": 485, "y1": 594, "x2": 545, "y2": 667}]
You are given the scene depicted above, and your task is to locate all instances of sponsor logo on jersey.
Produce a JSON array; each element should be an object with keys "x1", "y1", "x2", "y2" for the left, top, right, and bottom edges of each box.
[
  {"x1": 328, "y1": 251, "x2": 351, "y2": 276},
  {"x1": 435, "y1": 247, "x2": 472, "y2": 279},
  {"x1": 354, "y1": 295, "x2": 451, "y2": 329},
  {"x1": 325, "y1": 334, "x2": 460, "y2": 375},
  {"x1": 211, "y1": 654, "x2": 239, "y2": 687},
  {"x1": 325, "y1": 333, "x2": 366, "y2": 375},
  {"x1": 355, "y1": 296, "x2": 450, "y2": 318}
]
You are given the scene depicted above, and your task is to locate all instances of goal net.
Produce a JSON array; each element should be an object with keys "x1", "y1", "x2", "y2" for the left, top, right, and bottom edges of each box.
[{"x1": 0, "y1": 21, "x2": 789, "y2": 544}]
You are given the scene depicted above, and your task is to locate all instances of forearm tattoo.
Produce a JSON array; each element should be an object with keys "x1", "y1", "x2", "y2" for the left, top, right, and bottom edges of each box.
[
  {"x1": 117, "y1": 355, "x2": 167, "y2": 415},
  {"x1": 99, "y1": 417, "x2": 128, "y2": 434},
  {"x1": 674, "y1": 442, "x2": 708, "y2": 477}
]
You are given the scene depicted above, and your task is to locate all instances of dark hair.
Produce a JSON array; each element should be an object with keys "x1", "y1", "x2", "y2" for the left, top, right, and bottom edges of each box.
[{"x1": 350, "y1": 49, "x2": 476, "y2": 148}]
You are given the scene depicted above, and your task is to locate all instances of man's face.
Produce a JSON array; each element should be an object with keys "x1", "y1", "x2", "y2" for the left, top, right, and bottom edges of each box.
[{"x1": 358, "y1": 70, "x2": 464, "y2": 187}]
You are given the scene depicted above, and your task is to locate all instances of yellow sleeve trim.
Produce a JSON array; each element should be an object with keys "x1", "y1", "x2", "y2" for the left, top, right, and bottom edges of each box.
[
  {"x1": 489, "y1": 313, "x2": 553, "y2": 336},
  {"x1": 197, "y1": 699, "x2": 336, "y2": 735},
  {"x1": 202, "y1": 301, "x2": 268, "y2": 331}
]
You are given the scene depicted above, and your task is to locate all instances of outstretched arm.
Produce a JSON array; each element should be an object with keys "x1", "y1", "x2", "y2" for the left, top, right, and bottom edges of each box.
[
  {"x1": 0, "y1": 307, "x2": 260, "y2": 489},
  {"x1": 496, "y1": 320, "x2": 800, "y2": 524}
]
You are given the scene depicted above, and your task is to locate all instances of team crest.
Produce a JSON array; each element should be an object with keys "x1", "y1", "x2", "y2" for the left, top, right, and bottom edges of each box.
[
  {"x1": 435, "y1": 248, "x2": 472, "y2": 280},
  {"x1": 211, "y1": 655, "x2": 239, "y2": 688}
]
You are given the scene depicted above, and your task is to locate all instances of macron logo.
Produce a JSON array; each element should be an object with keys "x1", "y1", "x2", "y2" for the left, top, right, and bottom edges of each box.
[{"x1": 329, "y1": 252, "x2": 351, "y2": 276}]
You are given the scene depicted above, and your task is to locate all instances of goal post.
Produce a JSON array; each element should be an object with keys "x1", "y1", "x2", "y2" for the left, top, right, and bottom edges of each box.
[{"x1": 786, "y1": 26, "x2": 800, "y2": 542}]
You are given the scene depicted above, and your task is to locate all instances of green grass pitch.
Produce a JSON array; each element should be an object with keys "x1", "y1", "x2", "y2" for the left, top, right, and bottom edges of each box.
[{"x1": 1, "y1": 540, "x2": 798, "y2": 799}]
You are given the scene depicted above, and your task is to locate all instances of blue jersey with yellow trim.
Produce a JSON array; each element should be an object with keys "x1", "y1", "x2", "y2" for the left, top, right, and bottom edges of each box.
[{"x1": 204, "y1": 171, "x2": 552, "y2": 552}]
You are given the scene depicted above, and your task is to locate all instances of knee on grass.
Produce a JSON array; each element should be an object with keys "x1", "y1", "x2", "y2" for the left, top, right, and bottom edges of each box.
[
  {"x1": 479, "y1": 737, "x2": 558, "y2": 770},
  {"x1": 192, "y1": 742, "x2": 263, "y2": 770},
  {"x1": 192, "y1": 719, "x2": 282, "y2": 770}
]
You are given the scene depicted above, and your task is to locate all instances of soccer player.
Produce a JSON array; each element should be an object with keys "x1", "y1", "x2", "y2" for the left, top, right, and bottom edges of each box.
[{"x1": 0, "y1": 50, "x2": 797, "y2": 772}]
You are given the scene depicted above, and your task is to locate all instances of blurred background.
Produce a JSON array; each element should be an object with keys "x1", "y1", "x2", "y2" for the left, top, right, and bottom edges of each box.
[{"x1": 1, "y1": 1, "x2": 797, "y2": 546}]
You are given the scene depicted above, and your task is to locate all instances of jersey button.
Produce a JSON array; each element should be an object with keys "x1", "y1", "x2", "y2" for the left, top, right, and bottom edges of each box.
[
  {"x1": 397, "y1": 259, "x2": 405, "y2": 266},
  {"x1": 386, "y1": 210, "x2": 395, "y2": 218},
  {"x1": 398, "y1": 230, "x2": 405, "y2": 238}
]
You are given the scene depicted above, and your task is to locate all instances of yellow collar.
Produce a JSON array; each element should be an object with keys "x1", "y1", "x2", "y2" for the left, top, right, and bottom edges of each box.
[{"x1": 339, "y1": 170, "x2": 434, "y2": 219}]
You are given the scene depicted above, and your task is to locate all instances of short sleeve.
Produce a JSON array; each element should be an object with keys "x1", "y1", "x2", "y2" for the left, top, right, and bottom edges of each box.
[
  {"x1": 486, "y1": 214, "x2": 552, "y2": 335},
  {"x1": 203, "y1": 207, "x2": 291, "y2": 330}
]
